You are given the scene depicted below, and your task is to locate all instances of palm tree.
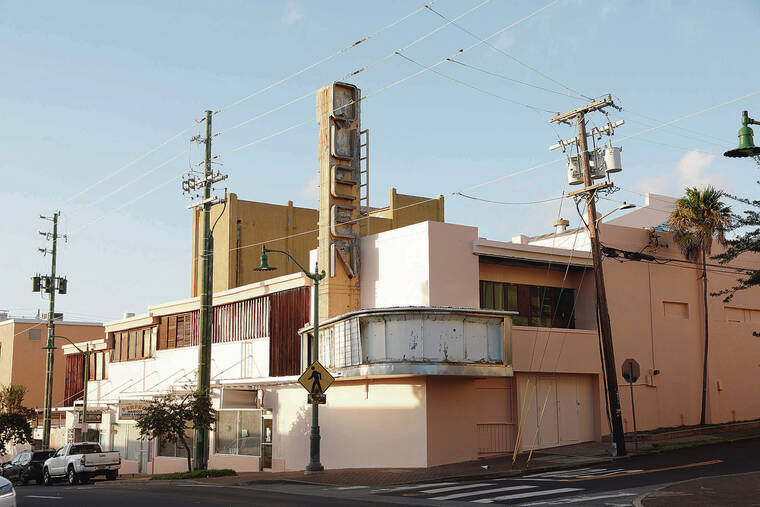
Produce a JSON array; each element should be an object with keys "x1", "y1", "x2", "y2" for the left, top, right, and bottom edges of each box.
[{"x1": 668, "y1": 186, "x2": 731, "y2": 426}]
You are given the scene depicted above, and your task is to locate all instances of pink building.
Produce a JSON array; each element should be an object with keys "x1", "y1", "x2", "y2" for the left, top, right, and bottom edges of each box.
[{"x1": 60, "y1": 193, "x2": 760, "y2": 472}]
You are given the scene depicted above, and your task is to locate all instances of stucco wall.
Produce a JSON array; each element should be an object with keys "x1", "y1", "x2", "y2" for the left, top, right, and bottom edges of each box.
[
  {"x1": 361, "y1": 221, "x2": 479, "y2": 310},
  {"x1": 267, "y1": 378, "x2": 427, "y2": 470},
  {"x1": 426, "y1": 376, "x2": 515, "y2": 466},
  {"x1": 0, "y1": 321, "x2": 104, "y2": 411},
  {"x1": 87, "y1": 339, "x2": 268, "y2": 404},
  {"x1": 360, "y1": 222, "x2": 431, "y2": 308}
]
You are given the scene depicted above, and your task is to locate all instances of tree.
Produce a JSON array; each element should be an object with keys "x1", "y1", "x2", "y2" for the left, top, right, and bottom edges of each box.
[
  {"x1": 668, "y1": 186, "x2": 732, "y2": 426},
  {"x1": 135, "y1": 391, "x2": 215, "y2": 472},
  {"x1": 0, "y1": 384, "x2": 36, "y2": 453},
  {"x1": 713, "y1": 192, "x2": 760, "y2": 336}
]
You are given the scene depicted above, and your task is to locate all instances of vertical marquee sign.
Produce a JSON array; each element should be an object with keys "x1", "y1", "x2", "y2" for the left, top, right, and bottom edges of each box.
[{"x1": 317, "y1": 82, "x2": 361, "y2": 318}]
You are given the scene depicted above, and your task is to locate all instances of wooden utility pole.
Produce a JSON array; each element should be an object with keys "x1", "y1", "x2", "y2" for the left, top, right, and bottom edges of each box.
[
  {"x1": 35, "y1": 212, "x2": 67, "y2": 450},
  {"x1": 183, "y1": 111, "x2": 227, "y2": 470},
  {"x1": 551, "y1": 96, "x2": 627, "y2": 456},
  {"x1": 195, "y1": 110, "x2": 213, "y2": 470}
]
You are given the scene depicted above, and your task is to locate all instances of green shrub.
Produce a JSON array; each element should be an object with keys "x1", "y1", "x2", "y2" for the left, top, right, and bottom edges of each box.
[{"x1": 150, "y1": 469, "x2": 237, "y2": 480}]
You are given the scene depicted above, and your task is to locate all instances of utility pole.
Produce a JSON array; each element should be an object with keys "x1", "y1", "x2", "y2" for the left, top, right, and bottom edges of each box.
[
  {"x1": 550, "y1": 96, "x2": 627, "y2": 457},
  {"x1": 183, "y1": 111, "x2": 227, "y2": 470},
  {"x1": 34, "y1": 212, "x2": 67, "y2": 450}
]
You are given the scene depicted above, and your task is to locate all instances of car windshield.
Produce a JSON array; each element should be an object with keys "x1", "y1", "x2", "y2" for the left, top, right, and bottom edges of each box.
[{"x1": 71, "y1": 444, "x2": 102, "y2": 454}]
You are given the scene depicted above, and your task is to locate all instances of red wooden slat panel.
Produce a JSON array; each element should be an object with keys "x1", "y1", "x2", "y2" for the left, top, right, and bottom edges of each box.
[
  {"x1": 64, "y1": 354, "x2": 84, "y2": 406},
  {"x1": 269, "y1": 286, "x2": 310, "y2": 377}
]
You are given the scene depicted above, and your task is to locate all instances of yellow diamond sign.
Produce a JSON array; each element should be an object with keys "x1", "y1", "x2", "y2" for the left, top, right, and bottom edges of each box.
[{"x1": 299, "y1": 360, "x2": 335, "y2": 395}]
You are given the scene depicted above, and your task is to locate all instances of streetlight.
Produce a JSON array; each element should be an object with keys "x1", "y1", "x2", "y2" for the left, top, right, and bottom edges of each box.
[
  {"x1": 596, "y1": 202, "x2": 636, "y2": 224},
  {"x1": 253, "y1": 245, "x2": 326, "y2": 474},
  {"x1": 724, "y1": 110, "x2": 760, "y2": 158},
  {"x1": 43, "y1": 336, "x2": 91, "y2": 442}
]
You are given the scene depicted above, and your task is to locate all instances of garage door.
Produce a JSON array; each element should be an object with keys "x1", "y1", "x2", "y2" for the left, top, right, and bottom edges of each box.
[{"x1": 519, "y1": 374, "x2": 596, "y2": 450}]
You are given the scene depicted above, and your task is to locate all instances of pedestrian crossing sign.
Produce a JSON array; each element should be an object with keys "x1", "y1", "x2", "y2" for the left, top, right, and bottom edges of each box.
[{"x1": 298, "y1": 360, "x2": 334, "y2": 395}]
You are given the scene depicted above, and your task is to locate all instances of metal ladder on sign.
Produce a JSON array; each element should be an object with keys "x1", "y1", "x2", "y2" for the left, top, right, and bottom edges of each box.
[{"x1": 359, "y1": 129, "x2": 370, "y2": 234}]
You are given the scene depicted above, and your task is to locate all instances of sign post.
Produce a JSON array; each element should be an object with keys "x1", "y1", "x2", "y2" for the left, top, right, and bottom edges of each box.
[{"x1": 621, "y1": 358, "x2": 640, "y2": 451}]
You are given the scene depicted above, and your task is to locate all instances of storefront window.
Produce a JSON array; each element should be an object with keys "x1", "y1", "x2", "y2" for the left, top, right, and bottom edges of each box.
[
  {"x1": 215, "y1": 410, "x2": 262, "y2": 456},
  {"x1": 112, "y1": 423, "x2": 144, "y2": 461},
  {"x1": 158, "y1": 429, "x2": 194, "y2": 458}
]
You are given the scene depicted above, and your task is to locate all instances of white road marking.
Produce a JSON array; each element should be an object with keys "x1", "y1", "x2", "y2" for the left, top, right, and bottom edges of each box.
[
  {"x1": 432, "y1": 485, "x2": 535, "y2": 501},
  {"x1": 517, "y1": 492, "x2": 637, "y2": 505},
  {"x1": 371, "y1": 481, "x2": 458, "y2": 493},
  {"x1": 422, "y1": 483, "x2": 495, "y2": 494},
  {"x1": 24, "y1": 496, "x2": 63, "y2": 500},
  {"x1": 471, "y1": 487, "x2": 583, "y2": 503},
  {"x1": 335, "y1": 485, "x2": 369, "y2": 490}
]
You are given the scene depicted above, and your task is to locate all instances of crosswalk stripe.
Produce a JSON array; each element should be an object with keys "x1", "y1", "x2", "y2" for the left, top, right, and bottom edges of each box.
[
  {"x1": 422, "y1": 483, "x2": 495, "y2": 494},
  {"x1": 431, "y1": 485, "x2": 535, "y2": 501},
  {"x1": 371, "y1": 481, "x2": 458, "y2": 493},
  {"x1": 471, "y1": 487, "x2": 583, "y2": 503},
  {"x1": 518, "y1": 492, "x2": 636, "y2": 506}
]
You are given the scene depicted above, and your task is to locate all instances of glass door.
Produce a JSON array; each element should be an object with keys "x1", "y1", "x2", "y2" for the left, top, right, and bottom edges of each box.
[{"x1": 261, "y1": 412, "x2": 272, "y2": 470}]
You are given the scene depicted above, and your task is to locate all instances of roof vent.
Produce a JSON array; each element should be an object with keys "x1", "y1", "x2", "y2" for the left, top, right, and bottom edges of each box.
[
  {"x1": 123, "y1": 312, "x2": 135, "y2": 319},
  {"x1": 553, "y1": 218, "x2": 570, "y2": 233}
]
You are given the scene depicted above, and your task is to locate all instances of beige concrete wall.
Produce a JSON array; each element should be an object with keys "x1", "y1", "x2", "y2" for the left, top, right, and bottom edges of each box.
[
  {"x1": 428, "y1": 221, "x2": 479, "y2": 308},
  {"x1": 599, "y1": 223, "x2": 760, "y2": 430},
  {"x1": 0, "y1": 321, "x2": 104, "y2": 411},
  {"x1": 267, "y1": 378, "x2": 427, "y2": 470},
  {"x1": 426, "y1": 376, "x2": 515, "y2": 466},
  {"x1": 192, "y1": 194, "x2": 319, "y2": 296}
]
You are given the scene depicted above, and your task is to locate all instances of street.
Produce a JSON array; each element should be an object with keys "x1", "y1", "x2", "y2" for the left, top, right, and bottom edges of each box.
[{"x1": 12, "y1": 438, "x2": 760, "y2": 506}]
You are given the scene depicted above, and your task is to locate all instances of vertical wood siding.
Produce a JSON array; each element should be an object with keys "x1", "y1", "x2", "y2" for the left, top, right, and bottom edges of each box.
[
  {"x1": 212, "y1": 296, "x2": 269, "y2": 344},
  {"x1": 269, "y1": 287, "x2": 310, "y2": 377},
  {"x1": 64, "y1": 353, "x2": 84, "y2": 406}
]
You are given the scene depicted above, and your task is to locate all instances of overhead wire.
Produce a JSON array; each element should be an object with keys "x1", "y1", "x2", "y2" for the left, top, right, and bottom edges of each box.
[
  {"x1": 424, "y1": 2, "x2": 593, "y2": 101},
  {"x1": 213, "y1": 0, "x2": 438, "y2": 115},
  {"x1": 395, "y1": 52, "x2": 559, "y2": 114},
  {"x1": 62, "y1": 124, "x2": 196, "y2": 206},
  {"x1": 212, "y1": 0, "x2": 496, "y2": 139},
  {"x1": 217, "y1": 0, "x2": 565, "y2": 157},
  {"x1": 446, "y1": 58, "x2": 583, "y2": 99},
  {"x1": 454, "y1": 191, "x2": 564, "y2": 205}
]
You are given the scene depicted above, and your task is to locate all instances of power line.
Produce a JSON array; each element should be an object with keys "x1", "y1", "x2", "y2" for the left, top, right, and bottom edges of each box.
[
  {"x1": 213, "y1": 1, "x2": 437, "y2": 115},
  {"x1": 70, "y1": 173, "x2": 182, "y2": 235},
  {"x1": 217, "y1": 0, "x2": 565, "y2": 157},
  {"x1": 395, "y1": 52, "x2": 559, "y2": 114},
  {"x1": 617, "y1": 90, "x2": 760, "y2": 144},
  {"x1": 71, "y1": 149, "x2": 189, "y2": 215},
  {"x1": 213, "y1": 0, "x2": 495, "y2": 139},
  {"x1": 455, "y1": 191, "x2": 564, "y2": 205},
  {"x1": 446, "y1": 58, "x2": 583, "y2": 99},
  {"x1": 424, "y1": 2, "x2": 593, "y2": 101},
  {"x1": 62, "y1": 124, "x2": 196, "y2": 206}
]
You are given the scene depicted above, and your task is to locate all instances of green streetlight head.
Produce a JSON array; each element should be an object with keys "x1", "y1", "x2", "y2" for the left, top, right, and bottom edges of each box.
[
  {"x1": 253, "y1": 246, "x2": 276, "y2": 272},
  {"x1": 724, "y1": 110, "x2": 760, "y2": 158}
]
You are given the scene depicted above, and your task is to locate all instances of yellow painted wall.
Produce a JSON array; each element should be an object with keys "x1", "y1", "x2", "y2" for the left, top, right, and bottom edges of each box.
[
  {"x1": 191, "y1": 194, "x2": 319, "y2": 296},
  {"x1": 191, "y1": 190, "x2": 444, "y2": 296}
]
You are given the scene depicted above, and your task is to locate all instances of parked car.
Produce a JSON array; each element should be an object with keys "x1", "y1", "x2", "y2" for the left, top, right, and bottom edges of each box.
[
  {"x1": 43, "y1": 442, "x2": 120, "y2": 486},
  {"x1": 0, "y1": 476, "x2": 15, "y2": 507},
  {"x1": 1, "y1": 449, "x2": 56, "y2": 485}
]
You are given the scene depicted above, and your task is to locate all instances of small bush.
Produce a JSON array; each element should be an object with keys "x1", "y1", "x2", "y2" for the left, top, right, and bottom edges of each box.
[{"x1": 150, "y1": 469, "x2": 237, "y2": 480}]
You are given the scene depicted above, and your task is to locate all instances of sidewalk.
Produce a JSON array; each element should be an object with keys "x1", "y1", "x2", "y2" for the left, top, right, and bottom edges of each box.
[
  {"x1": 637, "y1": 471, "x2": 760, "y2": 507},
  {"x1": 132, "y1": 421, "x2": 760, "y2": 488}
]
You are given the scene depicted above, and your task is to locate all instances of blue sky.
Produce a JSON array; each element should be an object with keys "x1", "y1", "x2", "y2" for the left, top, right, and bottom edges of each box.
[{"x1": 2, "y1": 0, "x2": 759, "y2": 322}]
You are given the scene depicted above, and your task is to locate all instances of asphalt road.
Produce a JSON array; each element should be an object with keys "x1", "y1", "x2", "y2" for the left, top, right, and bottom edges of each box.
[{"x1": 13, "y1": 438, "x2": 760, "y2": 506}]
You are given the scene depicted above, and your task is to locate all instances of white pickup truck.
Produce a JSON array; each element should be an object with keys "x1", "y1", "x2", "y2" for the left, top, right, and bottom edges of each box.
[{"x1": 43, "y1": 442, "x2": 120, "y2": 485}]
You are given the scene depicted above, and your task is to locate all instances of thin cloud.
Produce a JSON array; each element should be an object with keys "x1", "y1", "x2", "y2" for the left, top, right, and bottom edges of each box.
[
  {"x1": 281, "y1": 1, "x2": 304, "y2": 25},
  {"x1": 634, "y1": 149, "x2": 730, "y2": 195}
]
